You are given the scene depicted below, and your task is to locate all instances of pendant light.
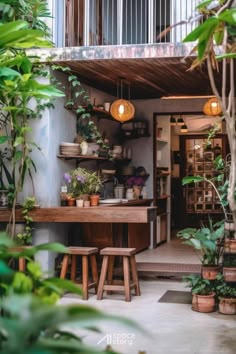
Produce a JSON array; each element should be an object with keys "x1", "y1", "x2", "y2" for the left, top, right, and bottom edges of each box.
[
  {"x1": 180, "y1": 124, "x2": 188, "y2": 133},
  {"x1": 110, "y1": 78, "x2": 135, "y2": 123},
  {"x1": 170, "y1": 115, "x2": 177, "y2": 126},
  {"x1": 177, "y1": 116, "x2": 184, "y2": 126},
  {"x1": 203, "y1": 97, "x2": 222, "y2": 116}
]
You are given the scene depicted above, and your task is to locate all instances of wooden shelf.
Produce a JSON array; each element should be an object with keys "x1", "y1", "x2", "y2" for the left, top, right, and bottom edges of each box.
[
  {"x1": 57, "y1": 155, "x2": 108, "y2": 162},
  {"x1": 156, "y1": 138, "x2": 168, "y2": 143},
  {"x1": 156, "y1": 194, "x2": 170, "y2": 200}
]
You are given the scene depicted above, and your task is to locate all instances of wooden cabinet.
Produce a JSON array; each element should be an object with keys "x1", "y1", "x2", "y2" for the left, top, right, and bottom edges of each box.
[{"x1": 180, "y1": 134, "x2": 227, "y2": 217}]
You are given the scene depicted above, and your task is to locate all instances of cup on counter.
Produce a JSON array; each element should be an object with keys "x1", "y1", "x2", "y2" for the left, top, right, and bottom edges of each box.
[
  {"x1": 114, "y1": 185, "x2": 124, "y2": 199},
  {"x1": 104, "y1": 102, "x2": 110, "y2": 111}
]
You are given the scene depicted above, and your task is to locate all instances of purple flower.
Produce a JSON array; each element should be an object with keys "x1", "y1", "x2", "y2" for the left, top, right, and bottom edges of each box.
[
  {"x1": 77, "y1": 175, "x2": 85, "y2": 184},
  {"x1": 64, "y1": 173, "x2": 72, "y2": 183}
]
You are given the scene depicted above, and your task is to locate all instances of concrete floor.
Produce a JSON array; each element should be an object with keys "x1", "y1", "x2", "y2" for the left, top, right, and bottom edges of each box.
[{"x1": 59, "y1": 240, "x2": 236, "y2": 354}]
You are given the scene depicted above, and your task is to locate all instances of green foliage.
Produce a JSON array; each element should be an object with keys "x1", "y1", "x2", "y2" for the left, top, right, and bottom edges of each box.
[
  {"x1": 183, "y1": 1, "x2": 236, "y2": 63},
  {"x1": 184, "y1": 274, "x2": 214, "y2": 295},
  {"x1": 0, "y1": 233, "x2": 142, "y2": 354},
  {"x1": 0, "y1": 0, "x2": 52, "y2": 36},
  {"x1": 215, "y1": 273, "x2": 236, "y2": 300},
  {"x1": 14, "y1": 196, "x2": 36, "y2": 244},
  {"x1": 177, "y1": 219, "x2": 224, "y2": 265}
]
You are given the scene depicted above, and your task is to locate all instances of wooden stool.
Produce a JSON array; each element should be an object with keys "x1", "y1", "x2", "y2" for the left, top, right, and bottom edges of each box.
[
  {"x1": 97, "y1": 247, "x2": 141, "y2": 302},
  {"x1": 9, "y1": 246, "x2": 32, "y2": 272},
  {"x1": 60, "y1": 247, "x2": 98, "y2": 300}
]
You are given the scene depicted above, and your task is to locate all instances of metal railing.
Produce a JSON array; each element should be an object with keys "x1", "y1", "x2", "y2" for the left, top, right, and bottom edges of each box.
[{"x1": 57, "y1": 0, "x2": 201, "y2": 47}]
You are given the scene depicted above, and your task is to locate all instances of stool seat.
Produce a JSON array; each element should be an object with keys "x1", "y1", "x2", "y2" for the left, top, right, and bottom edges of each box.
[
  {"x1": 97, "y1": 247, "x2": 140, "y2": 302},
  {"x1": 60, "y1": 246, "x2": 98, "y2": 300},
  {"x1": 100, "y1": 247, "x2": 136, "y2": 256},
  {"x1": 68, "y1": 247, "x2": 98, "y2": 255}
]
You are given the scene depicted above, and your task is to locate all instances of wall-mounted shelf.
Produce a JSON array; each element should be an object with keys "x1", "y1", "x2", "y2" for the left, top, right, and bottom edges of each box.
[
  {"x1": 57, "y1": 155, "x2": 108, "y2": 162},
  {"x1": 156, "y1": 138, "x2": 168, "y2": 144}
]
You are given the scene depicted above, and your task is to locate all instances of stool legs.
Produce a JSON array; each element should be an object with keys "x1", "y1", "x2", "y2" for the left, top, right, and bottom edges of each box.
[
  {"x1": 107, "y1": 255, "x2": 114, "y2": 294},
  {"x1": 130, "y1": 255, "x2": 141, "y2": 296},
  {"x1": 82, "y1": 255, "x2": 89, "y2": 300},
  {"x1": 123, "y1": 256, "x2": 131, "y2": 302},
  {"x1": 97, "y1": 255, "x2": 109, "y2": 300},
  {"x1": 71, "y1": 255, "x2": 77, "y2": 282},
  {"x1": 60, "y1": 254, "x2": 70, "y2": 278},
  {"x1": 18, "y1": 257, "x2": 26, "y2": 272},
  {"x1": 90, "y1": 254, "x2": 99, "y2": 292}
]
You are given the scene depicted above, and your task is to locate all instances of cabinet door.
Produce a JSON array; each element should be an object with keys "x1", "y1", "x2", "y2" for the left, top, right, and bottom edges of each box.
[{"x1": 128, "y1": 224, "x2": 150, "y2": 253}]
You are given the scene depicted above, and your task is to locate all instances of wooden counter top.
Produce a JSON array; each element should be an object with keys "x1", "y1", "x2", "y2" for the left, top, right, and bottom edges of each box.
[{"x1": 0, "y1": 205, "x2": 157, "y2": 223}]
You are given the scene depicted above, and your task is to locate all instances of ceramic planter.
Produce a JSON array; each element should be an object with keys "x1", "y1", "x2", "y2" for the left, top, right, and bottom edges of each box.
[
  {"x1": 219, "y1": 298, "x2": 236, "y2": 315},
  {"x1": 223, "y1": 267, "x2": 236, "y2": 282},
  {"x1": 202, "y1": 265, "x2": 221, "y2": 280},
  {"x1": 192, "y1": 293, "x2": 216, "y2": 313}
]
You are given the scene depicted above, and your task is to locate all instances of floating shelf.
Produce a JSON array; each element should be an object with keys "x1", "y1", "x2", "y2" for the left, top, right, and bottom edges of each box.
[
  {"x1": 156, "y1": 138, "x2": 168, "y2": 143},
  {"x1": 57, "y1": 155, "x2": 108, "y2": 162}
]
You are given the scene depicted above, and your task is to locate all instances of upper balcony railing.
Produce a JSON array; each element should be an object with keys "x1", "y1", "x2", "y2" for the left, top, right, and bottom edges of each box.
[{"x1": 54, "y1": 0, "x2": 201, "y2": 47}]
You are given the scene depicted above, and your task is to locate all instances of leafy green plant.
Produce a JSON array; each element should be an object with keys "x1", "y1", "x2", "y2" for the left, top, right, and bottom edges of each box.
[
  {"x1": 14, "y1": 196, "x2": 36, "y2": 245},
  {"x1": 177, "y1": 219, "x2": 224, "y2": 265},
  {"x1": 0, "y1": 232, "x2": 142, "y2": 354},
  {"x1": 184, "y1": 274, "x2": 215, "y2": 295},
  {"x1": 181, "y1": 0, "x2": 236, "y2": 230},
  {"x1": 215, "y1": 273, "x2": 236, "y2": 300}
]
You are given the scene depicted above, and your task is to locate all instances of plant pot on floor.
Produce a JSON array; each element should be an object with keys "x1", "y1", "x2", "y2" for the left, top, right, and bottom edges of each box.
[
  {"x1": 192, "y1": 293, "x2": 216, "y2": 313},
  {"x1": 202, "y1": 265, "x2": 221, "y2": 280},
  {"x1": 218, "y1": 298, "x2": 236, "y2": 315},
  {"x1": 90, "y1": 194, "x2": 100, "y2": 206},
  {"x1": 223, "y1": 267, "x2": 236, "y2": 282}
]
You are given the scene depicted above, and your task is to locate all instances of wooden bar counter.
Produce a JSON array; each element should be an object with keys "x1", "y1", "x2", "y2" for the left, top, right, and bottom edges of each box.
[
  {"x1": 0, "y1": 200, "x2": 156, "y2": 253},
  {"x1": 0, "y1": 200, "x2": 155, "y2": 223}
]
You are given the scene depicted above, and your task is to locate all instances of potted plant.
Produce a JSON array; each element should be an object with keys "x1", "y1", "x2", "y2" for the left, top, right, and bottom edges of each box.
[
  {"x1": 62, "y1": 168, "x2": 102, "y2": 206},
  {"x1": 87, "y1": 171, "x2": 102, "y2": 206},
  {"x1": 222, "y1": 253, "x2": 236, "y2": 282},
  {"x1": 184, "y1": 274, "x2": 216, "y2": 313},
  {"x1": 177, "y1": 219, "x2": 224, "y2": 280},
  {"x1": 215, "y1": 273, "x2": 236, "y2": 315}
]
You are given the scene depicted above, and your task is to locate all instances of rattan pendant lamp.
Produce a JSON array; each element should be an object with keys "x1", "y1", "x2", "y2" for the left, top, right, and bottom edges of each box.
[
  {"x1": 203, "y1": 97, "x2": 222, "y2": 116},
  {"x1": 110, "y1": 78, "x2": 135, "y2": 123}
]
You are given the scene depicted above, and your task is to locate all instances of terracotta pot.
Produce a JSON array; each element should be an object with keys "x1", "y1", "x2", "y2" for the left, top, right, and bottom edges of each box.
[
  {"x1": 67, "y1": 198, "x2": 76, "y2": 206},
  {"x1": 192, "y1": 293, "x2": 216, "y2": 313},
  {"x1": 219, "y1": 298, "x2": 236, "y2": 315},
  {"x1": 202, "y1": 265, "x2": 221, "y2": 280},
  {"x1": 223, "y1": 267, "x2": 236, "y2": 282},
  {"x1": 224, "y1": 239, "x2": 236, "y2": 253},
  {"x1": 90, "y1": 194, "x2": 100, "y2": 206}
]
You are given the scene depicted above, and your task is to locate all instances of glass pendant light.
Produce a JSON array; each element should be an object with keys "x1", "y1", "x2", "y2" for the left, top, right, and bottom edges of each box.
[{"x1": 180, "y1": 124, "x2": 188, "y2": 133}]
